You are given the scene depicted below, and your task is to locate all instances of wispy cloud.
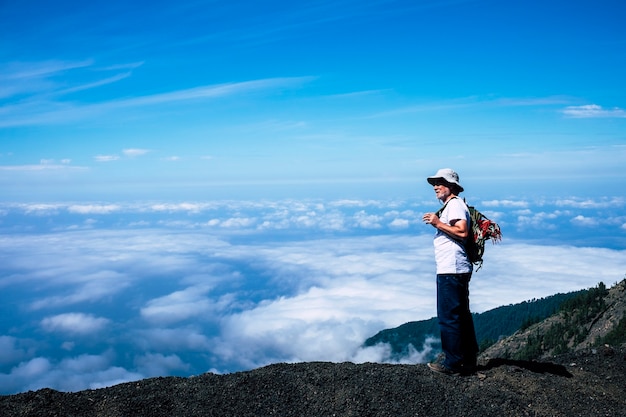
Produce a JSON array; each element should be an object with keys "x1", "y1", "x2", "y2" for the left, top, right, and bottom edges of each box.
[
  {"x1": 109, "y1": 77, "x2": 314, "y2": 108},
  {"x1": 370, "y1": 95, "x2": 571, "y2": 118},
  {"x1": 0, "y1": 74, "x2": 314, "y2": 128},
  {"x1": 2, "y1": 352, "x2": 144, "y2": 394},
  {"x1": 122, "y1": 148, "x2": 151, "y2": 157},
  {"x1": 57, "y1": 72, "x2": 133, "y2": 95},
  {"x1": 0, "y1": 59, "x2": 93, "y2": 83},
  {"x1": 0, "y1": 163, "x2": 86, "y2": 171},
  {"x1": 94, "y1": 155, "x2": 120, "y2": 162},
  {"x1": 482, "y1": 199, "x2": 530, "y2": 208},
  {"x1": 494, "y1": 96, "x2": 572, "y2": 106},
  {"x1": 0, "y1": 59, "x2": 141, "y2": 128},
  {"x1": 561, "y1": 104, "x2": 626, "y2": 118},
  {"x1": 93, "y1": 149, "x2": 150, "y2": 162},
  {"x1": 570, "y1": 215, "x2": 598, "y2": 227},
  {"x1": 29, "y1": 270, "x2": 132, "y2": 310},
  {"x1": 67, "y1": 204, "x2": 121, "y2": 214},
  {"x1": 140, "y1": 284, "x2": 216, "y2": 324},
  {"x1": 556, "y1": 197, "x2": 625, "y2": 209},
  {"x1": 0, "y1": 59, "x2": 122, "y2": 100},
  {"x1": 134, "y1": 353, "x2": 189, "y2": 377},
  {"x1": 96, "y1": 62, "x2": 145, "y2": 71},
  {"x1": 41, "y1": 313, "x2": 110, "y2": 335}
]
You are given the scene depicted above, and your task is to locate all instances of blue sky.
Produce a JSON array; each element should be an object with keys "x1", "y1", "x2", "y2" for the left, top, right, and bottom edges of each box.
[
  {"x1": 1, "y1": 0, "x2": 626, "y2": 394},
  {"x1": 2, "y1": 0, "x2": 625, "y2": 200}
]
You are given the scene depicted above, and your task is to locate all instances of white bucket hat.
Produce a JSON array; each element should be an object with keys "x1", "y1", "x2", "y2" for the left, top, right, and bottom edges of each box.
[{"x1": 427, "y1": 168, "x2": 464, "y2": 192}]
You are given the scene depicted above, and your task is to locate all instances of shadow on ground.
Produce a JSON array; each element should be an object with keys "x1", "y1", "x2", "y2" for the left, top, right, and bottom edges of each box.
[{"x1": 479, "y1": 358, "x2": 573, "y2": 377}]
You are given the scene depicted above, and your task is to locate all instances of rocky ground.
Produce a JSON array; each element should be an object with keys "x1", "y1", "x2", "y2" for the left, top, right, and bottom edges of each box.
[{"x1": 1, "y1": 346, "x2": 625, "y2": 417}]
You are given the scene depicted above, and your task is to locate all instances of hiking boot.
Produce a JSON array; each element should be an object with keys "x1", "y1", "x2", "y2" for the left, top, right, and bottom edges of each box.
[
  {"x1": 427, "y1": 362, "x2": 459, "y2": 376},
  {"x1": 433, "y1": 352, "x2": 446, "y2": 364}
]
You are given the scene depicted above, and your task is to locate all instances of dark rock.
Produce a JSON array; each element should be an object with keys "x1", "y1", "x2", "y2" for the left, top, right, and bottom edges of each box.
[{"x1": 1, "y1": 348, "x2": 625, "y2": 417}]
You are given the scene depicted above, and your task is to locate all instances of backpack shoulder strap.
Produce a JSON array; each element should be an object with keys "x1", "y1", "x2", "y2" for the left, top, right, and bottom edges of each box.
[{"x1": 434, "y1": 196, "x2": 459, "y2": 217}]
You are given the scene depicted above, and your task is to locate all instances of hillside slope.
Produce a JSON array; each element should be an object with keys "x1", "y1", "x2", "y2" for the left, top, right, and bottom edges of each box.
[
  {"x1": 481, "y1": 280, "x2": 626, "y2": 361},
  {"x1": 364, "y1": 288, "x2": 586, "y2": 360}
]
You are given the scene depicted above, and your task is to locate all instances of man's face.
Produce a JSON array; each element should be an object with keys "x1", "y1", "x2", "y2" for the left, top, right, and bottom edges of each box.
[{"x1": 432, "y1": 181, "x2": 452, "y2": 201}]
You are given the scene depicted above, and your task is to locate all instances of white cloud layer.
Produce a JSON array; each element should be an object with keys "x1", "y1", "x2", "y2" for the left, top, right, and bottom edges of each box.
[{"x1": 0, "y1": 197, "x2": 625, "y2": 394}]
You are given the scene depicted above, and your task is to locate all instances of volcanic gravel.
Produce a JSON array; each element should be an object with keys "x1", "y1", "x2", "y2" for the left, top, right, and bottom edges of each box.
[{"x1": 1, "y1": 347, "x2": 625, "y2": 417}]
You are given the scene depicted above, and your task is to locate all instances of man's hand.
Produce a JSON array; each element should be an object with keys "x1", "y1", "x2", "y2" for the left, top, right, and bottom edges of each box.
[{"x1": 423, "y1": 212, "x2": 468, "y2": 240}]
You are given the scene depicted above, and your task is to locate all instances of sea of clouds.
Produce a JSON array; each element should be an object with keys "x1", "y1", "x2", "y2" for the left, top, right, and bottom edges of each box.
[{"x1": 1, "y1": 197, "x2": 625, "y2": 394}]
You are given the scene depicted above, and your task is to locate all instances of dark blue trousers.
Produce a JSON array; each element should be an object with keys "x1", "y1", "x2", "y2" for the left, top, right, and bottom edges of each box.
[{"x1": 436, "y1": 273, "x2": 479, "y2": 372}]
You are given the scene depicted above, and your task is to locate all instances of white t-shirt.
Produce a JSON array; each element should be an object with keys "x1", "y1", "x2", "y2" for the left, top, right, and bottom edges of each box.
[{"x1": 433, "y1": 197, "x2": 472, "y2": 274}]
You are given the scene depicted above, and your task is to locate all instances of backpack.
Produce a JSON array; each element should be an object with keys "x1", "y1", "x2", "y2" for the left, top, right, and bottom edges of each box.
[{"x1": 435, "y1": 198, "x2": 502, "y2": 270}]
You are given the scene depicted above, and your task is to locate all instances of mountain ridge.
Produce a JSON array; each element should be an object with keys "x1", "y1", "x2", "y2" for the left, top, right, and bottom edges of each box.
[
  {"x1": 364, "y1": 286, "x2": 591, "y2": 362},
  {"x1": 481, "y1": 279, "x2": 626, "y2": 361}
]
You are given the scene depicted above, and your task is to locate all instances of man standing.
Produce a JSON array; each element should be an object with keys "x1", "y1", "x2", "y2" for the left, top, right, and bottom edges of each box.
[{"x1": 422, "y1": 168, "x2": 478, "y2": 375}]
